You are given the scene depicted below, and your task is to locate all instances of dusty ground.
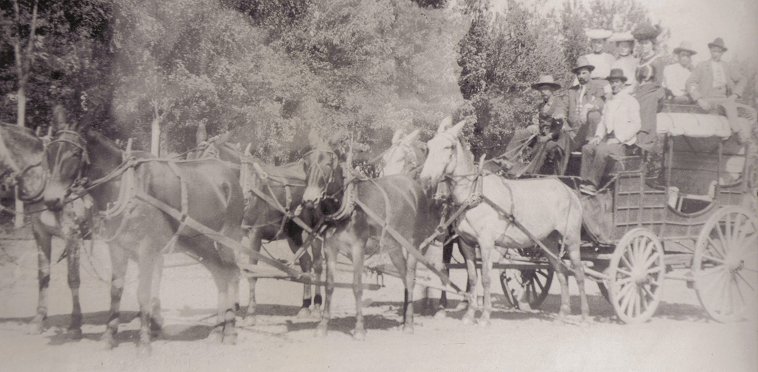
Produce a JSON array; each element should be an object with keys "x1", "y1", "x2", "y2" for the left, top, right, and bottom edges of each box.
[{"x1": 0, "y1": 238, "x2": 755, "y2": 372}]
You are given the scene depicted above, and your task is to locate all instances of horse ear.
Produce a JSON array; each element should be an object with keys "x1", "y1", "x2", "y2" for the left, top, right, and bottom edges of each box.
[
  {"x1": 52, "y1": 105, "x2": 68, "y2": 131},
  {"x1": 437, "y1": 116, "x2": 453, "y2": 134},
  {"x1": 244, "y1": 143, "x2": 252, "y2": 156},
  {"x1": 446, "y1": 120, "x2": 467, "y2": 136},
  {"x1": 402, "y1": 129, "x2": 420, "y2": 145}
]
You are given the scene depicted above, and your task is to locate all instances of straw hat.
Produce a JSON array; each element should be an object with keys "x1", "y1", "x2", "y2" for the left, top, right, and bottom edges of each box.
[
  {"x1": 572, "y1": 56, "x2": 595, "y2": 74},
  {"x1": 673, "y1": 41, "x2": 697, "y2": 55},
  {"x1": 586, "y1": 29, "x2": 612, "y2": 40},
  {"x1": 531, "y1": 75, "x2": 561, "y2": 91}
]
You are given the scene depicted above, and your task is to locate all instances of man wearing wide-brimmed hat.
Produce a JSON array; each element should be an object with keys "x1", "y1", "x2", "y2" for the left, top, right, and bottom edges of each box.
[
  {"x1": 687, "y1": 37, "x2": 756, "y2": 144},
  {"x1": 663, "y1": 41, "x2": 697, "y2": 103},
  {"x1": 580, "y1": 69, "x2": 641, "y2": 195},
  {"x1": 567, "y1": 56, "x2": 607, "y2": 149},
  {"x1": 583, "y1": 29, "x2": 615, "y2": 81},
  {"x1": 610, "y1": 31, "x2": 638, "y2": 91}
]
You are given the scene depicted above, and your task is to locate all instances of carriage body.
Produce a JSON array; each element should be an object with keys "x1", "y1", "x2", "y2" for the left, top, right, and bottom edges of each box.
[{"x1": 576, "y1": 104, "x2": 758, "y2": 323}]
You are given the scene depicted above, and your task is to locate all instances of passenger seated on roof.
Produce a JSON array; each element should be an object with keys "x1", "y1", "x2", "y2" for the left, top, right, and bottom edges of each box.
[
  {"x1": 663, "y1": 41, "x2": 696, "y2": 104},
  {"x1": 580, "y1": 69, "x2": 641, "y2": 195},
  {"x1": 687, "y1": 37, "x2": 757, "y2": 145}
]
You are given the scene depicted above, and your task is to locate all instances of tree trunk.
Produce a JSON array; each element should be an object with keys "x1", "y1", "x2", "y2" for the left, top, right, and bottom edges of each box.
[
  {"x1": 151, "y1": 115, "x2": 161, "y2": 156},
  {"x1": 14, "y1": 85, "x2": 26, "y2": 228}
]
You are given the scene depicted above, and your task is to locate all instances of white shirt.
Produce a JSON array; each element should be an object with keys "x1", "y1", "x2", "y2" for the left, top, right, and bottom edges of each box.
[
  {"x1": 584, "y1": 52, "x2": 616, "y2": 80},
  {"x1": 595, "y1": 90, "x2": 641, "y2": 145},
  {"x1": 663, "y1": 63, "x2": 691, "y2": 97}
]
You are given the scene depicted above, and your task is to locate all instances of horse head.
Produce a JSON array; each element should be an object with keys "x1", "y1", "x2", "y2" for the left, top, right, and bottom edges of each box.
[
  {"x1": 381, "y1": 129, "x2": 426, "y2": 177},
  {"x1": 43, "y1": 111, "x2": 90, "y2": 212},
  {"x1": 302, "y1": 138, "x2": 343, "y2": 209},
  {"x1": 419, "y1": 117, "x2": 468, "y2": 187}
]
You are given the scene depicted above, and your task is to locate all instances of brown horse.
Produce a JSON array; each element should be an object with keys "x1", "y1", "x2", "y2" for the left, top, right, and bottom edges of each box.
[
  {"x1": 419, "y1": 119, "x2": 589, "y2": 324},
  {"x1": 43, "y1": 120, "x2": 244, "y2": 355},
  {"x1": 196, "y1": 135, "x2": 324, "y2": 322},
  {"x1": 0, "y1": 122, "x2": 93, "y2": 337},
  {"x1": 303, "y1": 141, "x2": 435, "y2": 339}
]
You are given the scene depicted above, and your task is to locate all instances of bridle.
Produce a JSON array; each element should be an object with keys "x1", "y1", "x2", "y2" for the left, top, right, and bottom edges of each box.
[
  {"x1": 46, "y1": 129, "x2": 91, "y2": 194},
  {"x1": 303, "y1": 147, "x2": 339, "y2": 202}
]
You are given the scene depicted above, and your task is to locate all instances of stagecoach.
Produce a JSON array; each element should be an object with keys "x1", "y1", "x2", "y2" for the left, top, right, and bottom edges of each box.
[{"x1": 488, "y1": 103, "x2": 758, "y2": 323}]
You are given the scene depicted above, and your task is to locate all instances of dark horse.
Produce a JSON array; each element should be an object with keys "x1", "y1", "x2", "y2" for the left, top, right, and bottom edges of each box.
[
  {"x1": 0, "y1": 122, "x2": 92, "y2": 337},
  {"x1": 43, "y1": 120, "x2": 244, "y2": 355},
  {"x1": 302, "y1": 141, "x2": 435, "y2": 339},
  {"x1": 196, "y1": 135, "x2": 324, "y2": 322}
]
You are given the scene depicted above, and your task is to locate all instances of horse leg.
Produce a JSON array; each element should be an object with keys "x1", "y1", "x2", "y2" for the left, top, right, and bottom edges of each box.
[
  {"x1": 311, "y1": 238, "x2": 324, "y2": 316},
  {"x1": 149, "y1": 254, "x2": 164, "y2": 338},
  {"x1": 222, "y1": 268, "x2": 239, "y2": 345},
  {"x1": 567, "y1": 241, "x2": 589, "y2": 321},
  {"x1": 478, "y1": 237, "x2": 496, "y2": 326},
  {"x1": 460, "y1": 240, "x2": 477, "y2": 324},
  {"x1": 437, "y1": 238, "x2": 454, "y2": 311},
  {"x1": 316, "y1": 240, "x2": 337, "y2": 337},
  {"x1": 29, "y1": 226, "x2": 51, "y2": 334},
  {"x1": 545, "y1": 237, "x2": 571, "y2": 320},
  {"x1": 66, "y1": 239, "x2": 82, "y2": 338},
  {"x1": 136, "y1": 246, "x2": 158, "y2": 356},
  {"x1": 351, "y1": 236, "x2": 367, "y2": 340},
  {"x1": 242, "y1": 229, "x2": 262, "y2": 326},
  {"x1": 102, "y1": 244, "x2": 127, "y2": 350},
  {"x1": 288, "y1": 236, "x2": 313, "y2": 318},
  {"x1": 391, "y1": 249, "x2": 416, "y2": 334}
]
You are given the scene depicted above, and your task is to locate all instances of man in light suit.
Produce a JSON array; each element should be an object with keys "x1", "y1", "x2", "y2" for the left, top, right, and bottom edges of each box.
[
  {"x1": 580, "y1": 69, "x2": 641, "y2": 195},
  {"x1": 687, "y1": 38, "x2": 756, "y2": 144}
]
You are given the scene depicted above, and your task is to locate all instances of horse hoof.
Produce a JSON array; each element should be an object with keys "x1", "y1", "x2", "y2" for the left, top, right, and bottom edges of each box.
[
  {"x1": 315, "y1": 325, "x2": 328, "y2": 338},
  {"x1": 462, "y1": 315, "x2": 475, "y2": 325},
  {"x1": 101, "y1": 333, "x2": 117, "y2": 350},
  {"x1": 352, "y1": 330, "x2": 366, "y2": 341},
  {"x1": 296, "y1": 307, "x2": 311, "y2": 318},
  {"x1": 433, "y1": 309, "x2": 448, "y2": 320},
  {"x1": 222, "y1": 332, "x2": 238, "y2": 345},
  {"x1": 27, "y1": 322, "x2": 44, "y2": 335},
  {"x1": 67, "y1": 327, "x2": 83, "y2": 340},
  {"x1": 137, "y1": 343, "x2": 152, "y2": 357},
  {"x1": 402, "y1": 325, "x2": 414, "y2": 335},
  {"x1": 478, "y1": 318, "x2": 491, "y2": 327}
]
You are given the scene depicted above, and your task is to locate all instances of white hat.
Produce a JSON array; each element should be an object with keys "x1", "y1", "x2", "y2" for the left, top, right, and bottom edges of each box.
[{"x1": 586, "y1": 29, "x2": 612, "y2": 40}]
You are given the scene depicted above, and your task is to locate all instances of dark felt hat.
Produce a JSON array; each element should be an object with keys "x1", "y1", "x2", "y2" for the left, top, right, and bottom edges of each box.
[
  {"x1": 606, "y1": 68, "x2": 628, "y2": 82},
  {"x1": 707, "y1": 37, "x2": 728, "y2": 51}
]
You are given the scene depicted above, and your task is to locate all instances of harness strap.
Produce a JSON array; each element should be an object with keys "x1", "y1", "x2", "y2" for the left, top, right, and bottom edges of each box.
[
  {"x1": 352, "y1": 198, "x2": 463, "y2": 295},
  {"x1": 368, "y1": 179, "x2": 393, "y2": 253}
]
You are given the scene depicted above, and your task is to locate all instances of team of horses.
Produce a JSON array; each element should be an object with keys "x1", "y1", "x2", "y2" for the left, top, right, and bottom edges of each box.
[{"x1": 0, "y1": 112, "x2": 590, "y2": 354}]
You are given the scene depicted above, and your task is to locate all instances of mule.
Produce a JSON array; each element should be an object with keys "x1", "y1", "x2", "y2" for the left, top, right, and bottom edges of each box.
[
  {"x1": 0, "y1": 122, "x2": 92, "y2": 337},
  {"x1": 303, "y1": 140, "x2": 435, "y2": 339},
  {"x1": 43, "y1": 119, "x2": 244, "y2": 354},
  {"x1": 419, "y1": 119, "x2": 589, "y2": 324},
  {"x1": 198, "y1": 135, "x2": 324, "y2": 322}
]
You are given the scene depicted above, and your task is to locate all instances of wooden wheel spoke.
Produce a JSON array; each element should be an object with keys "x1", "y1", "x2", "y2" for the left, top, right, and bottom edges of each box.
[
  {"x1": 635, "y1": 287, "x2": 643, "y2": 315},
  {"x1": 621, "y1": 253, "x2": 634, "y2": 270},
  {"x1": 700, "y1": 254, "x2": 726, "y2": 265},
  {"x1": 615, "y1": 277, "x2": 633, "y2": 287},
  {"x1": 534, "y1": 276, "x2": 546, "y2": 292},
  {"x1": 705, "y1": 236, "x2": 727, "y2": 260},
  {"x1": 616, "y1": 281, "x2": 634, "y2": 302},
  {"x1": 616, "y1": 268, "x2": 633, "y2": 278},
  {"x1": 716, "y1": 223, "x2": 729, "y2": 252},
  {"x1": 642, "y1": 252, "x2": 662, "y2": 270},
  {"x1": 734, "y1": 272, "x2": 755, "y2": 291},
  {"x1": 619, "y1": 285, "x2": 634, "y2": 314},
  {"x1": 732, "y1": 276, "x2": 747, "y2": 307},
  {"x1": 641, "y1": 283, "x2": 657, "y2": 301}
]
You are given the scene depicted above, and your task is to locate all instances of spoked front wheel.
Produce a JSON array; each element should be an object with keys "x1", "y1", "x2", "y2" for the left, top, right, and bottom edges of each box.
[
  {"x1": 693, "y1": 206, "x2": 758, "y2": 322},
  {"x1": 608, "y1": 228, "x2": 666, "y2": 324}
]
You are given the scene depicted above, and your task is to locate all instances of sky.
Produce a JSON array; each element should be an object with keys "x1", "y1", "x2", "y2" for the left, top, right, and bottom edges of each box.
[{"x1": 490, "y1": 0, "x2": 758, "y2": 64}]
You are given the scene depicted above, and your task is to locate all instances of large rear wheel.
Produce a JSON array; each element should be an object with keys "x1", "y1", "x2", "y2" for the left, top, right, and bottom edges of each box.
[
  {"x1": 608, "y1": 228, "x2": 665, "y2": 324},
  {"x1": 693, "y1": 206, "x2": 758, "y2": 322}
]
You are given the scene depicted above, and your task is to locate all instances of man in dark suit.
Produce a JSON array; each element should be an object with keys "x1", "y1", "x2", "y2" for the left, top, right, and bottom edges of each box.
[
  {"x1": 567, "y1": 56, "x2": 607, "y2": 150},
  {"x1": 687, "y1": 38, "x2": 756, "y2": 144}
]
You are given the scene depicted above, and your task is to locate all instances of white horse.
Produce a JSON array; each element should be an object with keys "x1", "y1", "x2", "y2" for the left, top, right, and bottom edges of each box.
[{"x1": 419, "y1": 119, "x2": 589, "y2": 324}]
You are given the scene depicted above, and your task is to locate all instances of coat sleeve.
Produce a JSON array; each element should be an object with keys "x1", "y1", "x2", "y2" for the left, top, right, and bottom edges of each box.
[
  {"x1": 594, "y1": 105, "x2": 608, "y2": 139},
  {"x1": 686, "y1": 63, "x2": 705, "y2": 101},
  {"x1": 728, "y1": 63, "x2": 747, "y2": 97},
  {"x1": 567, "y1": 90, "x2": 579, "y2": 128}
]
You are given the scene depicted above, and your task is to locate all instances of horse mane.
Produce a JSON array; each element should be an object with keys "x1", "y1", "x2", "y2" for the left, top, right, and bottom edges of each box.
[{"x1": 85, "y1": 129, "x2": 124, "y2": 157}]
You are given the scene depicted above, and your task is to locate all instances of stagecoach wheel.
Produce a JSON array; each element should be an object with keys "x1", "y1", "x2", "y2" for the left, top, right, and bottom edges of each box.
[
  {"x1": 500, "y1": 250, "x2": 554, "y2": 309},
  {"x1": 608, "y1": 228, "x2": 665, "y2": 324},
  {"x1": 693, "y1": 206, "x2": 758, "y2": 323}
]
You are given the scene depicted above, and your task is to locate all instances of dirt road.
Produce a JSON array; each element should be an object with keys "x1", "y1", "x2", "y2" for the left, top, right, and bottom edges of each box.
[{"x1": 0, "y1": 239, "x2": 755, "y2": 372}]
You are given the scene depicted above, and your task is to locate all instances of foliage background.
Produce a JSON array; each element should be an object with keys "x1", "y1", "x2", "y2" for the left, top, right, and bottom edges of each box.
[{"x1": 1, "y1": 0, "x2": 754, "y2": 162}]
